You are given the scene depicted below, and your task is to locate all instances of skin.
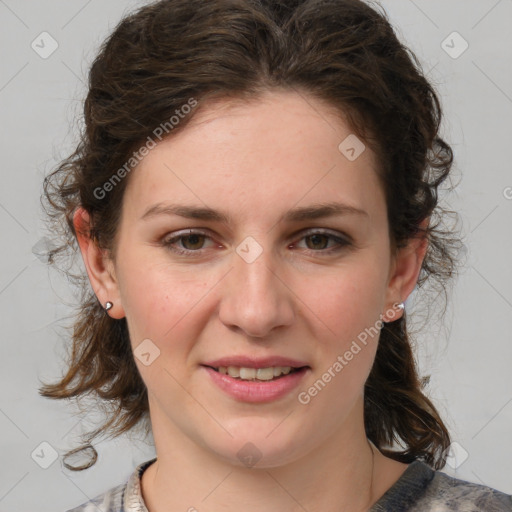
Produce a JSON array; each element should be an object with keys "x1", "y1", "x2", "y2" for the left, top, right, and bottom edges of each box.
[{"x1": 75, "y1": 90, "x2": 428, "y2": 512}]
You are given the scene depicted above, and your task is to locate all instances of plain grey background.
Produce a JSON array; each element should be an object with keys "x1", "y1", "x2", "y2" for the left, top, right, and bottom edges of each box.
[{"x1": 0, "y1": 1, "x2": 511, "y2": 510}]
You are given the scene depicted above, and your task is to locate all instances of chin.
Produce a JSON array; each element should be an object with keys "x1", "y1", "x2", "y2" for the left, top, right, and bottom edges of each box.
[{"x1": 204, "y1": 422, "x2": 307, "y2": 469}]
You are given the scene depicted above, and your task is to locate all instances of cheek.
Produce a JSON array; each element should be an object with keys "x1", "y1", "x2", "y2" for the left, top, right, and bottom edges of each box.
[
  {"x1": 117, "y1": 256, "x2": 209, "y2": 344},
  {"x1": 296, "y1": 262, "x2": 386, "y2": 346},
  {"x1": 292, "y1": 261, "x2": 387, "y2": 399}
]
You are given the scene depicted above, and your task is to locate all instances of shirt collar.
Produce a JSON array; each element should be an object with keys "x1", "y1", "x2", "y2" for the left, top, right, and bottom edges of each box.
[{"x1": 123, "y1": 457, "x2": 157, "y2": 511}]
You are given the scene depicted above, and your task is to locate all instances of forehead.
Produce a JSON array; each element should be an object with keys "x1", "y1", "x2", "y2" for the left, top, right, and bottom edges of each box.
[{"x1": 122, "y1": 90, "x2": 384, "y2": 227}]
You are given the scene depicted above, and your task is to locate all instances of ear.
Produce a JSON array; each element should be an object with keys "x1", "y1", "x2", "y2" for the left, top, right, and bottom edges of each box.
[
  {"x1": 73, "y1": 207, "x2": 125, "y2": 319},
  {"x1": 382, "y1": 217, "x2": 429, "y2": 322}
]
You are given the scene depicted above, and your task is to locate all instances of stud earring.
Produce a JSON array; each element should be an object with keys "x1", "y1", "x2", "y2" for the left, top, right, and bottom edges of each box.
[
  {"x1": 383, "y1": 301, "x2": 405, "y2": 324},
  {"x1": 104, "y1": 301, "x2": 113, "y2": 311}
]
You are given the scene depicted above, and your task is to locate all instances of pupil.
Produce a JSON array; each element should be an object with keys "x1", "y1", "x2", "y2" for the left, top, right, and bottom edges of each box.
[
  {"x1": 184, "y1": 234, "x2": 203, "y2": 249},
  {"x1": 308, "y1": 234, "x2": 327, "y2": 250}
]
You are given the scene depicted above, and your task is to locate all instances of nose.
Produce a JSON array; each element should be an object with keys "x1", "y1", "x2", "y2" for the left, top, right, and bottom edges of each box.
[{"x1": 218, "y1": 243, "x2": 295, "y2": 339}]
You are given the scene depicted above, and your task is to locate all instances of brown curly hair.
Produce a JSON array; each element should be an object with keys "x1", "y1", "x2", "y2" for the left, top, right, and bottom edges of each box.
[{"x1": 39, "y1": 0, "x2": 464, "y2": 471}]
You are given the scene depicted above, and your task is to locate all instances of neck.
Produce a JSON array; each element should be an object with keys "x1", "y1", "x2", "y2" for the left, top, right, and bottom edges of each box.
[{"x1": 141, "y1": 400, "x2": 388, "y2": 512}]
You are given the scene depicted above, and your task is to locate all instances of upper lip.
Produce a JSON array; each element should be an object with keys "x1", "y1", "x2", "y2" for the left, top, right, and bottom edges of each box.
[{"x1": 202, "y1": 356, "x2": 310, "y2": 369}]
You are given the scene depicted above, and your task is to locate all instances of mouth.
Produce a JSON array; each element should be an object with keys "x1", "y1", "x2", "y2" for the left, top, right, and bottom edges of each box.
[
  {"x1": 201, "y1": 364, "x2": 311, "y2": 403},
  {"x1": 203, "y1": 365, "x2": 309, "y2": 382}
]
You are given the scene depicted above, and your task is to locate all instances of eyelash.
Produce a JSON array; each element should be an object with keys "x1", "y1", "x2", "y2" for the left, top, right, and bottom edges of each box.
[{"x1": 161, "y1": 229, "x2": 351, "y2": 257}]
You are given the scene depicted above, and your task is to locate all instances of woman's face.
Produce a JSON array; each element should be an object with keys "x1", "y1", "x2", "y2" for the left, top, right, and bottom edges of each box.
[{"x1": 81, "y1": 90, "x2": 422, "y2": 467}]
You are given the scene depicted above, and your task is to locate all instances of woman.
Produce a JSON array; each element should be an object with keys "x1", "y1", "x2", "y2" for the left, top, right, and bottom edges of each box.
[{"x1": 40, "y1": 0, "x2": 512, "y2": 510}]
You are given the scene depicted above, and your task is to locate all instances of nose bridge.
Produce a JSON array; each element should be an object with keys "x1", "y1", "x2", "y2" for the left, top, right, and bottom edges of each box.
[{"x1": 219, "y1": 236, "x2": 294, "y2": 337}]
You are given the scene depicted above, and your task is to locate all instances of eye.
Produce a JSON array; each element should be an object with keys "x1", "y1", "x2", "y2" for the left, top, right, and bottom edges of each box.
[
  {"x1": 161, "y1": 228, "x2": 351, "y2": 256},
  {"x1": 291, "y1": 229, "x2": 351, "y2": 254},
  {"x1": 162, "y1": 230, "x2": 215, "y2": 255}
]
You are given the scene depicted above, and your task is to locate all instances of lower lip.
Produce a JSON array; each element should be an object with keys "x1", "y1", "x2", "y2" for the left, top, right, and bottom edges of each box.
[{"x1": 202, "y1": 366, "x2": 309, "y2": 403}]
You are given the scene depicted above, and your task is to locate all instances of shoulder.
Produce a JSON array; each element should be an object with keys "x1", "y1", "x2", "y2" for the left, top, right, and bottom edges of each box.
[
  {"x1": 64, "y1": 457, "x2": 156, "y2": 512},
  {"x1": 417, "y1": 468, "x2": 512, "y2": 512},
  {"x1": 372, "y1": 460, "x2": 512, "y2": 512},
  {"x1": 65, "y1": 482, "x2": 126, "y2": 512}
]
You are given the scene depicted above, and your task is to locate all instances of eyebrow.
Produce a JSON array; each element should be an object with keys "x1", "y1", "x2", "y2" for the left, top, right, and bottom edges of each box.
[{"x1": 140, "y1": 201, "x2": 369, "y2": 224}]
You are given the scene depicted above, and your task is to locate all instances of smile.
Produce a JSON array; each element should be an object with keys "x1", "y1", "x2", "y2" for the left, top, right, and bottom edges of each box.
[
  {"x1": 212, "y1": 366, "x2": 302, "y2": 381},
  {"x1": 201, "y1": 365, "x2": 310, "y2": 403}
]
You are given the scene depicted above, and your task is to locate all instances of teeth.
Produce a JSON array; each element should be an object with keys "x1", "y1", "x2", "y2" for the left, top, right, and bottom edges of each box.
[
  {"x1": 256, "y1": 368, "x2": 274, "y2": 380},
  {"x1": 240, "y1": 367, "x2": 257, "y2": 380},
  {"x1": 227, "y1": 366, "x2": 240, "y2": 378},
  {"x1": 217, "y1": 366, "x2": 295, "y2": 381}
]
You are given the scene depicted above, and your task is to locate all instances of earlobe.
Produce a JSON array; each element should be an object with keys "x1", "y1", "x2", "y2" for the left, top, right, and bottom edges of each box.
[
  {"x1": 73, "y1": 207, "x2": 125, "y2": 319},
  {"x1": 383, "y1": 219, "x2": 429, "y2": 323}
]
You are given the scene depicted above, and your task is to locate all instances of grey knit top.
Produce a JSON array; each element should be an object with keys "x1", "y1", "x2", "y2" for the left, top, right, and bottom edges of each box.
[{"x1": 66, "y1": 457, "x2": 512, "y2": 511}]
